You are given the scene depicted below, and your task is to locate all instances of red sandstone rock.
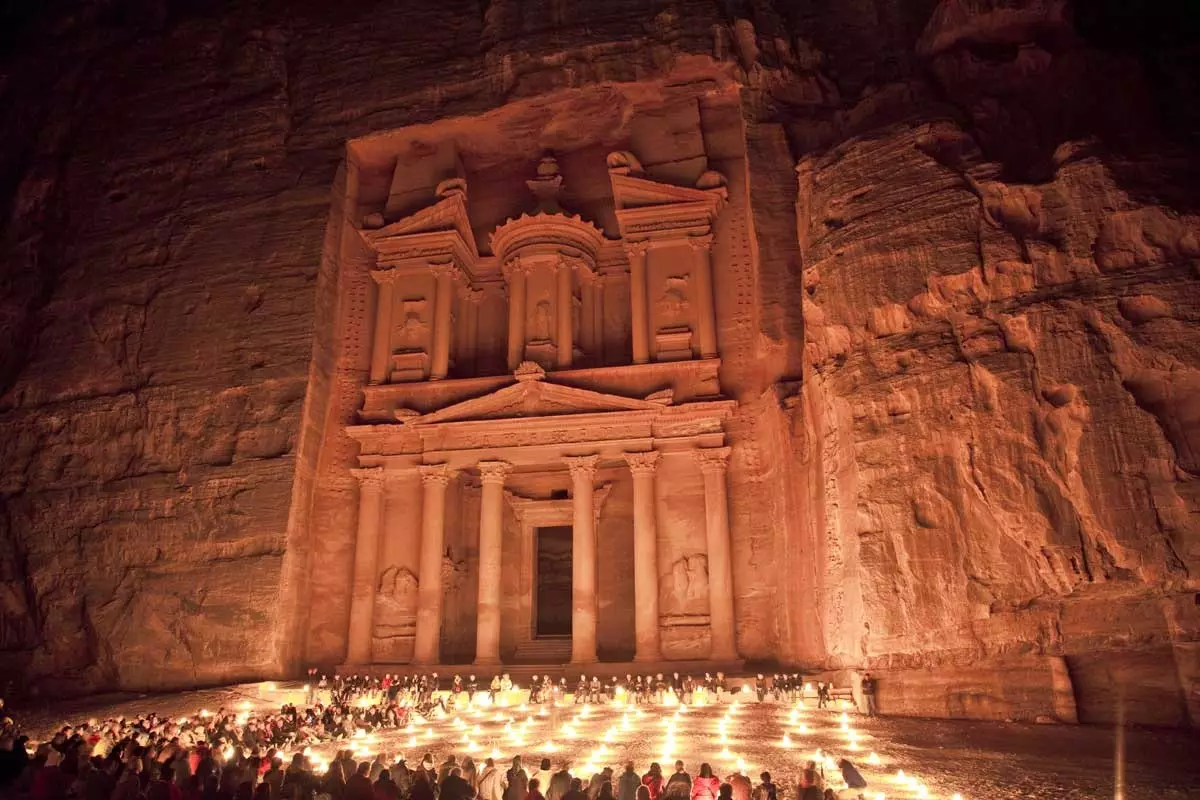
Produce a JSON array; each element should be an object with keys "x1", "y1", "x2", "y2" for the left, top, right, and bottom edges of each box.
[{"x1": 0, "y1": 0, "x2": 1196, "y2": 728}]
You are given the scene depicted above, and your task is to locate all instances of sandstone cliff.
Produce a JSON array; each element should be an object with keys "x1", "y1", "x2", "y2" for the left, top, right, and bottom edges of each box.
[{"x1": 0, "y1": 0, "x2": 1196, "y2": 725}]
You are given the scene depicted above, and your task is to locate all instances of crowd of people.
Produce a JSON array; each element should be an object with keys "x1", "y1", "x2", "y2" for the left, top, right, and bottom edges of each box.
[{"x1": 0, "y1": 672, "x2": 873, "y2": 800}]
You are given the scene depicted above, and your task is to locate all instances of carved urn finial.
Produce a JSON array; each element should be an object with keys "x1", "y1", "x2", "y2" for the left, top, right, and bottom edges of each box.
[
  {"x1": 526, "y1": 153, "x2": 565, "y2": 214},
  {"x1": 514, "y1": 361, "x2": 547, "y2": 382}
]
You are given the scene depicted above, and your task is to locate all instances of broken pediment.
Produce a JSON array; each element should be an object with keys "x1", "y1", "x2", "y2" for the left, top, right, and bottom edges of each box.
[
  {"x1": 409, "y1": 377, "x2": 662, "y2": 426},
  {"x1": 608, "y1": 157, "x2": 727, "y2": 241},
  {"x1": 361, "y1": 179, "x2": 479, "y2": 270}
]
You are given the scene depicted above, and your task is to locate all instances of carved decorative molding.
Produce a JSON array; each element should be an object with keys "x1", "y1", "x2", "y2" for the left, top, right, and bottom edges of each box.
[
  {"x1": 692, "y1": 446, "x2": 731, "y2": 474},
  {"x1": 623, "y1": 240, "x2": 651, "y2": 259},
  {"x1": 686, "y1": 233, "x2": 715, "y2": 251},
  {"x1": 623, "y1": 450, "x2": 660, "y2": 475}
]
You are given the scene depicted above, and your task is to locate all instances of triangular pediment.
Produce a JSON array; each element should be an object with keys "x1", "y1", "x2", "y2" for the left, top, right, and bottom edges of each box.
[
  {"x1": 362, "y1": 186, "x2": 479, "y2": 259},
  {"x1": 609, "y1": 173, "x2": 723, "y2": 211},
  {"x1": 410, "y1": 379, "x2": 661, "y2": 426}
]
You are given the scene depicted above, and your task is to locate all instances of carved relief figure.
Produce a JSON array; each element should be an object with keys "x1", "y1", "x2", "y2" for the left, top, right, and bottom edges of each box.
[
  {"x1": 665, "y1": 554, "x2": 709, "y2": 613},
  {"x1": 374, "y1": 565, "x2": 419, "y2": 635},
  {"x1": 397, "y1": 299, "x2": 429, "y2": 350},
  {"x1": 442, "y1": 548, "x2": 469, "y2": 594},
  {"x1": 657, "y1": 276, "x2": 691, "y2": 328},
  {"x1": 532, "y1": 298, "x2": 553, "y2": 341}
]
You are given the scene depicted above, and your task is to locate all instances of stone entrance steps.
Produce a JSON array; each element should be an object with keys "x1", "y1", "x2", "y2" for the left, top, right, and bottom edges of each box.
[
  {"x1": 512, "y1": 637, "x2": 572, "y2": 664},
  {"x1": 347, "y1": 659, "x2": 749, "y2": 686}
]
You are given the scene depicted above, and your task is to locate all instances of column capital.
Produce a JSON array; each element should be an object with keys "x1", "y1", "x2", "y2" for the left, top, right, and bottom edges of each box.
[
  {"x1": 429, "y1": 261, "x2": 457, "y2": 279},
  {"x1": 623, "y1": 239, "x2": 651, "y2": 260},
  {"x1": 564, "y1": 454, "x2": 601, "y2": 480},
  {"x1": 686, "y1": 232, "x2": 715, "y2": 251},
  {"x1": 501, "y1": 257, "x2": 528, "y2": 281},
  {"x1": 420, "y1": 463, "x2": 457, "y2": 486},
  {"x1": 350, "y1": 467, "x2": 386, "y2": 488},
  {"x1": 477, "y1": 460, "x2": 513, "y2": 485},
  {"x1": 370, "y1": 269, "x2": 400, "y2": 285},
  {"x1": 623, "y1": 450, "x2": 660, "y2": 475},
  {"x1": 692, "y1": 446, "x2": 731, "y2": 474}
]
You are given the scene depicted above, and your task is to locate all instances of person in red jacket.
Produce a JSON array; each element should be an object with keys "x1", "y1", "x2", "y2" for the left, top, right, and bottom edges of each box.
[
  {"x1": 689, "y1": 764, "x2": 719, "y2": 800},
  {"x1": 640, "y1": 764, "x2": 663, "y2": 800}
]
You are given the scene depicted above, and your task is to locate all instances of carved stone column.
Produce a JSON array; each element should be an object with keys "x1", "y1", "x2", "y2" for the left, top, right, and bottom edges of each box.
[
  {"x1": 346, "y1": 467, "x2": 385, "y2": 664},
  {"x1": 565, "y1": 454, "x2": 601, "y2": 663},
  {"x1": 369, "y1": 271, "x2": 396, "y2": 384},
  {"x1": 693, "y1": 447, "x2": 738, "y2": 660},
  {"x1": 579, "y1": 270, "x2": 596, "y2": 363},
  {"x1": 556, "y1": 257, "x2": 574, "y2": 369},
  {"x1": 688, "y1": 233, "x2": 718, "y2": 358},
  {"x1": 624, "y1": 451, "x2": 662, "y2": 662},
  {"x1": 430, "y1": 264, "x2": 455, "y2": 379},
  {"x1": 625, "y1": 241, "x2": 650, "y2": 364},
  {"x1": 504, "y1": 259, "x2": 527, "y2": 371},
  {"x1": 593, "y1": 273, "x2": 606, "y2": 366},
  {"x1": 475, "y1": 460, "x2": 512, "y2": 665},
  {"x1": 413, "y1": 463, "x2": 455, "y2": 664}
]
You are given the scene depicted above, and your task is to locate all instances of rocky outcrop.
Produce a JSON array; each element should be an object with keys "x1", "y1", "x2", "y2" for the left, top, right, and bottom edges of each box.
[{"x1": 1, "y1": 0, "x2": 1197, "y2": 725}]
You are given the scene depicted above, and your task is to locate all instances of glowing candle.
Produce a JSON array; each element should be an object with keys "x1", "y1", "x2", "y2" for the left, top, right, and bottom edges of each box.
[
  {"x1": 867, "y1": 752, "x2": 881, "y2": 766},
  {"x1": 780, "y1": 734, "x2": 792, "y2": 748}
]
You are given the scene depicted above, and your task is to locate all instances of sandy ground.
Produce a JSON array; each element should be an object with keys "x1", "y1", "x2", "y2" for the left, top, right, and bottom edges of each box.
[{"x1": 13, "y1": 682, "x2": 1200, "y2": 800}]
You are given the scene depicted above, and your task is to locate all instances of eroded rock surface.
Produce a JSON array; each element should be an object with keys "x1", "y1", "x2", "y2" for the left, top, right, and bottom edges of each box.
[{"x1": 0, "y1": 0, "x2": 1196, "y2": 724}]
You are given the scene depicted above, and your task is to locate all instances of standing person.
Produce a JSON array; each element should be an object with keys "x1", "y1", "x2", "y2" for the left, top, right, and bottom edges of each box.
[
  {"x1": 754, "y1": 675, "x2": 767, "y2": 704},
  {"x1": 374, "y1": 770, "x2": 400, "y2": 800},
  {"x1": 411, "y1": 771, "x2": 436, "y2": 800},
  {"x1": 503, "y1": 757, "x2": 528, "y2": 800},
  {"x1": 526, "y1": 779, "x2": 545, "y2": 800},
  {"x1": 860, "y1": 675, "x2": 877, "y2": 717},
  {"x1": 441, "y1": 768, "x2": 474, "y2": 800},
  {"x1": 617, "y1": 764, "x2": 640, "y2": 800},
  {"x1": 816, "y1": 683, "x2": 829, "y2": 710},
  {"x1": 347, "y1": 764, "x2": 375, "y2": 800},
  {"x1": 478, "y1": 760, "x2": 503, "y2": 800},
  {"x1": 689, "y1": 765, "x2": 718, "y2": 800},
  {"x1": 461, "y1": 758, "x2": 478, "y2": 790},
  {"x1": 836, "y1": 760, "x2": 866, "y2": 796},
  {"x1": 662, "y1": 762, "x2": 690, "y2": 800},
  {"x1": 640, "y1": 764, "x2": 663, "y2": 800},
  {"x1": 797, "y1": 762, "x2": 822, "y2": 800},
  {"x1": 546, "y1": 764, "x2": 572, "y2": 800},
  {"x1": 531, "y1": 761, "x2": 554, "y2": 795},
  {"x1": 561, "y1": 779, "x2": 586, "y2": 800},
  {"x1": 751, "y1": 774, "x2": 775, "y2": 800},
  {"x1": 724, "y1": 771, "x2": 750, "y2": 800}
]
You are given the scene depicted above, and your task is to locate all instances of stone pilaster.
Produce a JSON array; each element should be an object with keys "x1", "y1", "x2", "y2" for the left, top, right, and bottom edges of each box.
[
  {"x1": 693, "y1": 446, "x2": 738, "y2": 660},
  {"x1": 413, "y1": 463, "x2": 456, "y2": 664},
  {"x1": 687, "y1": 233, "x2": 718, "y2": 358},
  {"x1": 429, "y1": 263, "x2": 456, "y2": 379},
  {"x1": 556, "y1": 257, "x2": 574, "y2": 369},
  {"x1": 624, "y1": 241, "x2": 651, "y2": 364},
  {"x1": 565, "y1": 454, "x2": 601, "y2": 663},
  {"x1": 346, "y1": 467, "x2": 385, "y2": 664},
  {"x1": 624, "y1": 450, "x2": 662, "y2": 662},
  {"x1": 503, "y1": 258, "x2": 527, "y2": 371},
  {"x1": 368, "y1": 271, "x2": 397, "y2": 384},
  {"x1": 475, "y1": 460, "x2": 512, "y2": 665}
]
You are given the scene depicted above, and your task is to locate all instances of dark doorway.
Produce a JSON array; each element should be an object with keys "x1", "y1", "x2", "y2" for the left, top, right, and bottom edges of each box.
[{"x1": 535, "y1": 526, "x2": 572, "y2": 637}]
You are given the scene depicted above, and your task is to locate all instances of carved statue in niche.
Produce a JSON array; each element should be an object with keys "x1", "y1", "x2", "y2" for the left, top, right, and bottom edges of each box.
[
  {"x1": 664, "y1": 553, "x2": 709, "y2": 613},
  {"x1": 397, "y1": 299, "x2": 429, "y2": 351},
  {"x1": 657, "y1": 276, "x2": 691, "y2": 329},
  {"x1": 531, "y1": 298, "x2": 553, "y2": 341}
]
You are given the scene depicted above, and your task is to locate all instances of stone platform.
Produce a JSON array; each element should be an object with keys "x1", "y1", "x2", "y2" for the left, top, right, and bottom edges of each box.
[{"x1": 337, "y1": 659, "x2": 749, "y2": 683}]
